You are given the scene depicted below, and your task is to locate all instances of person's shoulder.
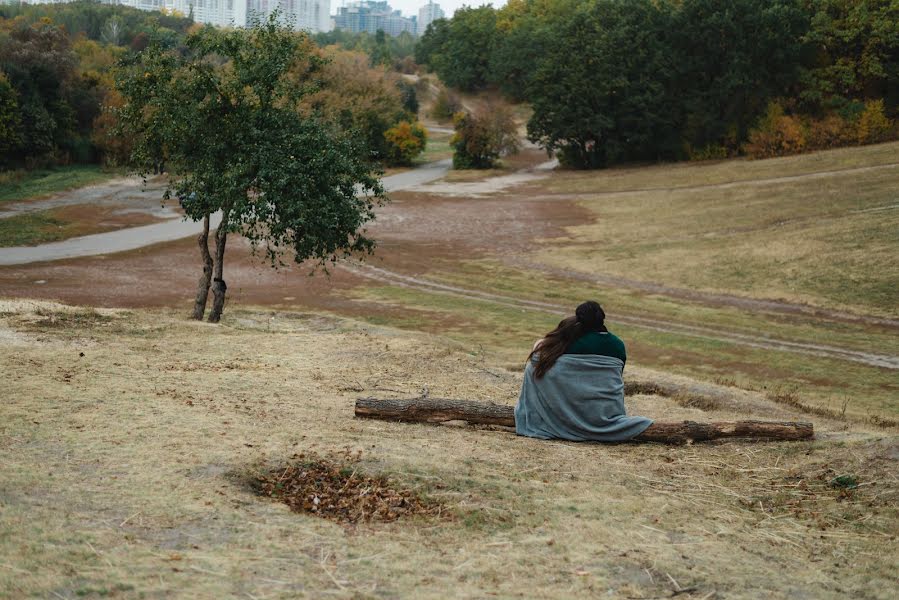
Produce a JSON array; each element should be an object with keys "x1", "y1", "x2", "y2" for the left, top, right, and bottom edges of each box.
[{"x1": 606, "y1": 332, "x2": 626, "y2": 348}]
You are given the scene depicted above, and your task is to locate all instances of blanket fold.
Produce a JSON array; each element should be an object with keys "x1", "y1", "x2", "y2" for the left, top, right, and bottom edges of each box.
[{"x1": 515, "y1": 354, "x2": 652, "y2": 442}]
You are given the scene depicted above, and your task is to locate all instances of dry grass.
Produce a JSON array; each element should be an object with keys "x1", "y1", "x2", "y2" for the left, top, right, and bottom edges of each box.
[
  {"x1": 525, "y1": 141, "x2": 899, "y2": 317},
  {"x1": 1, "y1": 300, "x2": 896, "y2": 599},
  {"x1": 352, "y1": 281, "x2": 899, "y2": 424}
]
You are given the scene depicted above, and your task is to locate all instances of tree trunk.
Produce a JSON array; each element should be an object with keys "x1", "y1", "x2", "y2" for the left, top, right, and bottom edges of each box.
[
  {"x1": 207, "y1": 211, "x2": 229, "y2": 324},
  {"x1": 192, "y1": 213, "x2": 213, "y2": 320},
  {"x1": 354, "y1": 396, "x2": 814, "y2": 444}
]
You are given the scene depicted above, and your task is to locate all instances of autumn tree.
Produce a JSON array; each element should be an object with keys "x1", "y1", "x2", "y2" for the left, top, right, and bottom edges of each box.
[
  {"x1": 451, "y1": 103, "x2": 520, "y2": 169},
  {"x1": 303, "y1": 46, "x2": 408, "y2": 161},
  {"x1": 117, "y1": 17, "x2": 386, "y2": 322},
  {"x1": 384, "y1": 120, "x2": 427, "y2": 165}
]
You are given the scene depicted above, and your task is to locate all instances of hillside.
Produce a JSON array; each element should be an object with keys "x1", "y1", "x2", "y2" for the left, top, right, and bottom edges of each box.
[{"x1": 1, "y1": 300, "x2": 897, "y2": 599}]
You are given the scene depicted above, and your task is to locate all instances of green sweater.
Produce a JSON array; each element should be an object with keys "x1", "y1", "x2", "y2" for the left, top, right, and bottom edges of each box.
[{"x1": 565, "y1": 331, "x2": 627, "y2": 364}]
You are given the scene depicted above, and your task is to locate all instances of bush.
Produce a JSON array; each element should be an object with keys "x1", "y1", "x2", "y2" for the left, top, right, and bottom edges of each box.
[
  {"x1": 397, "y1": 80, "x2": 418, "y2": 116},
  {"x1": 746, "y1": 99, "x2": 896, "y2": 159},
  {"x1": 686, "y1": 144, "x2": 730, "y2": 161},
  {"x1": 855, "y1": 99, "x2": 893, "y2": 145},
  {"x1": 743, "y1": 102, "x2": 805, "y2": 158},
  {"x1": 451, "y1": 104, "x2": 520, "y2": 169},
  {"x1": 431, "y1": 89, "x2": 461, "y2": 121},
  {"x1": 805, "y1": 114, "x2": 854, "y2": 150},
  {"x1": 383, "y1": 120, "x2": 427, "y2": 166}
]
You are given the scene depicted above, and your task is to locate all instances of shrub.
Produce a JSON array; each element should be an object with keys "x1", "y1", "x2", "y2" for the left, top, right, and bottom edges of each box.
[
  {"x1": 686, "y1": 144, "x2": 730, "y2": 161},
  {"x1": 397, "y1": 80, "x2": 418, "y2": 116},
  {"x1": 431, "y1": 89, "x2": 462, "y2": 121},
  {"x1": 383, "y1": 120, "x2": 427, "y2": 166},
  {"x1": 805, "y1": 114, "x2": 853, "y2": 150},
  {"x1": 855, "y1": 99, "x2": 893, "y2": 145},
  {"x1": 743, "y1": 102, "x2": 805, "y2": 158},
  {"x1": 451, "y1": 104, "x2": 520, "y2": 169}
]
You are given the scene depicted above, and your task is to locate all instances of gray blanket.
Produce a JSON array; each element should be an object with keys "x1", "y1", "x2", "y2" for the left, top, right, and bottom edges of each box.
[{"x1": 515, "y1": 354, "x2": 653, "y2": 442}]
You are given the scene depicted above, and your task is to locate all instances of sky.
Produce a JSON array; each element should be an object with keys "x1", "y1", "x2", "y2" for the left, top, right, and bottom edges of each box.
[{"x1": 334, "y1": 0, "x2": 508, "y2": 20}]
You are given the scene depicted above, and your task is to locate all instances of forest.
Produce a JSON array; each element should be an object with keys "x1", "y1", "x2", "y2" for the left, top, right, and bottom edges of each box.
[
  {"x1": 0, "y1": 1, "x2": 423, "y2": 172},
  {"x1": 418, "y1": 0, "x2": 899, "y2": 167},
  {"x1": 2, "y1": 0, "x2": 897, "y2": 172}
]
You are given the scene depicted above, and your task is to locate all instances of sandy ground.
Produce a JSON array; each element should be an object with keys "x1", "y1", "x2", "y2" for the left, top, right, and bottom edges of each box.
[{"x1": 1, "y1": 301, "x2": 896, "y2": 599}]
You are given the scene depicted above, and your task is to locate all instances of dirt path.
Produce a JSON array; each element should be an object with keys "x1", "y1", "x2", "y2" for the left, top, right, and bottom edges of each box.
[
  {"x1": 344, "y1": 263, "x2": 899, "y2": 370},
  {"x1": 0, "y1": 159, "x2": 451, "y2": 266}
]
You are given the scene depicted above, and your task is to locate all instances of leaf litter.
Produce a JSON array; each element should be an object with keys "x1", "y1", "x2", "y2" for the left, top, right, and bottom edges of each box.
[{"x1": 254, "y1": 451, "x2": 443, "y2": 524}]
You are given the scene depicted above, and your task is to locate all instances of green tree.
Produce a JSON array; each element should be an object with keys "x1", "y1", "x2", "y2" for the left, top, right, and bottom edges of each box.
[
  {"x1": 489, "y1": 0, "x2": 577, "y2": 101},
  {"x1": 414, "y1": 18, "x2": 449, "y2": 67},
  {"x1": 0, "y1": 18, "x2": 80, "y2": 166},
  {"x1": 800, "y1": 0, "x2": 899, "y2": 116},
  {"x1": 117, "y1": 18, "x2": 386, "y2": 323},
  {"x1": 0, "y1": 72, "x2": 23, "y2": 162},
  {"x1": 526, "y1": 0, "x2": 678, "y2": 168},
  {"x1": 370, "y1": 29, "x2": 392, "y2": 67},
  {"x1": 671, "y1": 0, "x2": 808, "y2": 153},
  {"x1": 425, "y1": 6, "x2": 496, "y2": 92}
]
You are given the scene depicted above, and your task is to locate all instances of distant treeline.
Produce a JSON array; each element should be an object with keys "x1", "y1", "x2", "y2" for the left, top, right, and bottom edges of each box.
[
  {"x1": 313, "y1": 28, "x2": 418, "y2": 73},
  {"x1": 0, "y1": 1, "x2": 194, "y2": 168},
  {"x1": 416, "y1": 0, "x2": 899, "y2": 167},
  {"x1": 0, "y1": 1, "x2": 422, "y2": 171}
]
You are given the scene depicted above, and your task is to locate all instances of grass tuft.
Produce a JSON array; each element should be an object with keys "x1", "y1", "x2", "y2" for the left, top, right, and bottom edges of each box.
[{"x1": 0, "y1": 165, "x2": 118, "y2": 203}]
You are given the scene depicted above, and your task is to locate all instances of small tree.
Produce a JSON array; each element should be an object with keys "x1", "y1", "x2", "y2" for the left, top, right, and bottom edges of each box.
[
  {"x1": 117, "y1": 17, "x2": 386, "y2": 323},
  {"x1": 383, "y1": 120, "x2": 427, "y2": 166},
  {"x1": 450, "y1": 104, "x2": 520, "y2": 169},
  {"x1": 855, "y1": 99, "x2": 893, "y2": 144}
]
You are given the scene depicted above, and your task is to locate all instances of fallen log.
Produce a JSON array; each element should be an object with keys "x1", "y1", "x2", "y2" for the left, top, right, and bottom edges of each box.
[{"x1": 354, "y1": 396, "x2": 814, "y2": 443}]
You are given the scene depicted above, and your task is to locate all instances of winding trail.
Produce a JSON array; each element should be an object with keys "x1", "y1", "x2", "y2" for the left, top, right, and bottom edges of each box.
[{"x1": 0, "y1": 159, "x2": 452, "y2": 266}]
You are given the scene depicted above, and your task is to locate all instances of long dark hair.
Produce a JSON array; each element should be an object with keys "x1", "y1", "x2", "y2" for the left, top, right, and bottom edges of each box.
[{"x1": 528, "y1": 301, "x2": 607, "y2": 378}]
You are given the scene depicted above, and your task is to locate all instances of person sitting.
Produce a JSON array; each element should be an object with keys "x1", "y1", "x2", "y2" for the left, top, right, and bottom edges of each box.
[{"x1": 514, "y1": 301, "x2": 653, "y2": 441}]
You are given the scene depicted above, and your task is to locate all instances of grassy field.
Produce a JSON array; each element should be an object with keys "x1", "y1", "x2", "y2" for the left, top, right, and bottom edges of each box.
[
  {"x1": 1, "y1": 301, "x2": 896, "y2": 599},
  {"x1": 1, "y1": 142, "x2": 897, "y2": 598},
  {"x1": 0, "y1": 165, "x2": 119, "y2": 204},
  {"x1": 0, "y1": 211, "x2": 74, "y2": 247},
  {"x1": 418, "y1": 132, "x2": 453, "y2": 163},
  {"x1": 316, "y1": 142, "x2": 899, "y2": 426},
  {"x1": 0, "y1": 204, "x2": 164, "y2": 247},
  {"x1": 527, "y1": 142, "x2": 899, "y2": 317}
]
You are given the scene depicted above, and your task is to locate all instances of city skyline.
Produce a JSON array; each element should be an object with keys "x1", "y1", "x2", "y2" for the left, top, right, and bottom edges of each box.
[{"x1": 338, "y1": 0, "x2": 506, "y2": 20}]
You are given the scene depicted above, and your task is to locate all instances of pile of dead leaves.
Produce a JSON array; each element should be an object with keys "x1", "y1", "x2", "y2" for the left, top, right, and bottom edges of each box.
[{"x1": 254, "y1": 453, "x2": 442, "y2": 524}]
